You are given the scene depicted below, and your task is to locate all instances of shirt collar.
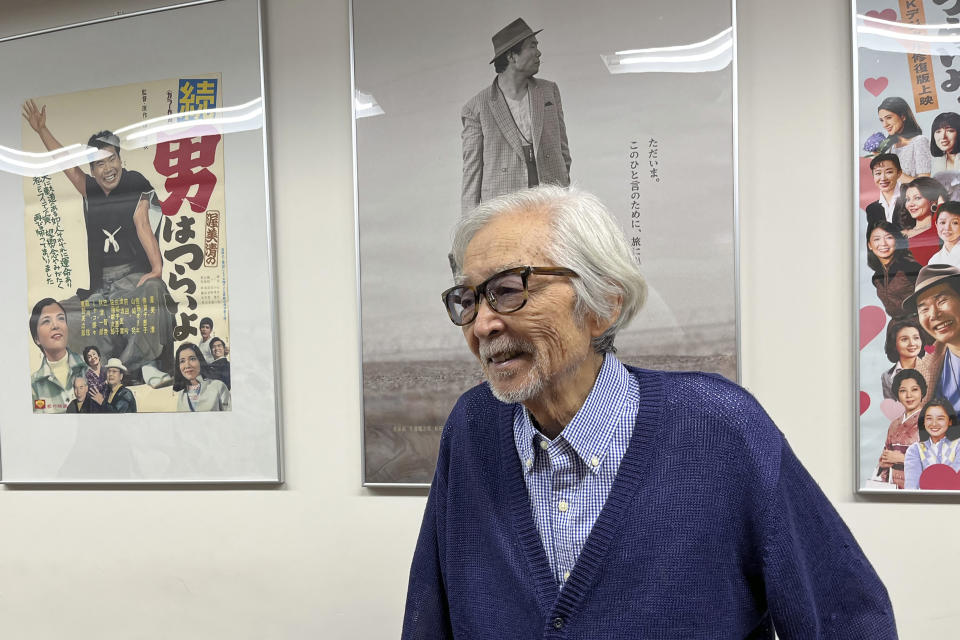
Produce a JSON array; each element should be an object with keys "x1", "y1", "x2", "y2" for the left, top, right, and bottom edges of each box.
[
  {"x1": 879, "y1": 181, "x2": 901, "y2": 208},
  {"x1": 514, "y1": 353, "x2": 630, "y2": 474}
]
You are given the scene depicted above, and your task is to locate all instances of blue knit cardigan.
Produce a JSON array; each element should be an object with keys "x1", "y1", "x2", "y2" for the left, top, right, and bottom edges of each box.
[{"x1": 402, "y1": 368, "x2": 896, "y2": 639}]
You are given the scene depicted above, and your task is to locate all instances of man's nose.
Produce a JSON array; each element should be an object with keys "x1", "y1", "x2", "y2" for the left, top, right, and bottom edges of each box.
[{"x1": 471, "y1": 296, "x2": 505, "y2": 339}]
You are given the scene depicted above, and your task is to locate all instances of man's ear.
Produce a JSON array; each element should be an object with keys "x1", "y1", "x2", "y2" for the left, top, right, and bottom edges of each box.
[{"x1": 589, "y1": 294, "x2": 622, "y2": 338}]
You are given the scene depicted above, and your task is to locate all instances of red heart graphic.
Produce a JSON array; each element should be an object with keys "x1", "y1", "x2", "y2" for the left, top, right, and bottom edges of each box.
[
  {"x1": 860, "y1": 306, "x2": 887, "y2": 349},
  {"x1": 860, "y1": 391, "x2": 870, "y2": 415},
  {"x1": 864, "y1": 77, "x2": 889, "y2": 97},
  {"x1": 918, "y1": 464, "x2": 960, "y2": 490},
  {"x1": 926, "y1": 344, "x2": 936, "y2": 354},
  {"x1": 865, "y1": 9, "x2": 898, "y2": 22}
]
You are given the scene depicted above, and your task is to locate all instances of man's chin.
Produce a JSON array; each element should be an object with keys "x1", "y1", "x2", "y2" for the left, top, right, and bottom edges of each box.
[{"x1": 486, "y1": 372, "x2": 544, "y2": 405}]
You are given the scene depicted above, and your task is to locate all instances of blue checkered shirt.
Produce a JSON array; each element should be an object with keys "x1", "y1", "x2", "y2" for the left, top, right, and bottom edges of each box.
[{"x1": 513, "y1": 353, "x2": 640, "y2": 588}]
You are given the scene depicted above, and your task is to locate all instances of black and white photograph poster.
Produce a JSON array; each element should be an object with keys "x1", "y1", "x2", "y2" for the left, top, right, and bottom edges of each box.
[{"x1": 353, "y1": 0, "x2": 738, "y2": 485}]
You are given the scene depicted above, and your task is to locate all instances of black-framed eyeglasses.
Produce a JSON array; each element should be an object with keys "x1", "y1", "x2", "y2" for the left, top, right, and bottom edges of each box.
[{"x1": 441, "y1": 266, "x2": 579, "y2": 326}]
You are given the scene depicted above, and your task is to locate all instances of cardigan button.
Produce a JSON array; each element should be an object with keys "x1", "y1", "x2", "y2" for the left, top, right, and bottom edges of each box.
[{"x1": 552, "y1": 617, "x2": 563, "y2": 630}]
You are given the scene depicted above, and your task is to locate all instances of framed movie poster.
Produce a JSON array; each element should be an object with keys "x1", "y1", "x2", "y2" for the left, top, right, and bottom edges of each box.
[
  {"x1": 0, "y1": 0, "x2": 282, "y2": 483},
  {"x1": 855, "y1": 1, "x2": 960, "y2": 493},
  {"x1": 353, "y1": 0, "x2": 739, "y2": 485}
]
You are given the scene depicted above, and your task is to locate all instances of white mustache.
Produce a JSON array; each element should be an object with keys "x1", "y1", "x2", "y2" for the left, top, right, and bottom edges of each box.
[{"x1": 479, "y1": 336, "x2": 535, "y2": 362}]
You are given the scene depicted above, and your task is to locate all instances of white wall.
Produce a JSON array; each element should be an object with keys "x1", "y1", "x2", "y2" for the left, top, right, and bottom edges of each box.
[{"x1": 0, "y1": 0, "x2": 946, "y2": 637}]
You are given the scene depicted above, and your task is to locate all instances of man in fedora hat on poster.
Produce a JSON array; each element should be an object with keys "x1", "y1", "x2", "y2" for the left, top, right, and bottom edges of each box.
[
  {"x1": 460, "y1": 18, "x2": 572, "y2": 215},
  {"x1": 907, "y1": 264, "x2": 960, "y2": 413},
  {"x1": 101, "y1": 357, "x2": 138, "y2": 413}
]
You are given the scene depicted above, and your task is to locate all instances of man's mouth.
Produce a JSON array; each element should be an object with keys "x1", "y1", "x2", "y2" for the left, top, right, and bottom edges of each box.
[
  {"x1": 489, "y1": 350, "x2": 521, "y2": 364},
  {"x1": 479, "y1": 337, "x2": 534, "y2": 370},
  {"x1": 933, "y1": 320, "x2": 954, "y2": 334}
]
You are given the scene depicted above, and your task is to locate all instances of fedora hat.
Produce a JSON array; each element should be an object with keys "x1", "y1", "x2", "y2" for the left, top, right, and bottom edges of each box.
[
  {"x1": 490, "y1": 18, "x2": 542, "y2": 64},
  {"x1": 104, "y1": 357, "x2": 127, "y2": 373},
  {"x1": 902, "y1": 263, "x2": 960, "y2": 312}
]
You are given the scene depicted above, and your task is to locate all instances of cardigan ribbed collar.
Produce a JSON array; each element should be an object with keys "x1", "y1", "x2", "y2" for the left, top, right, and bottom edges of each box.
[{"x1": 497, "y1": 366, "x2": 666, "y2": 630}]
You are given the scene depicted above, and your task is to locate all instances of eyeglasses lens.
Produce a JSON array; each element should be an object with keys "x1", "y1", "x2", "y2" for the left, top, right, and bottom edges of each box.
[
  {"x1": 487, "y1": 272, "x2": 526, "y2": 312},
  {"x1": 447, "y1": 288, "x2": 477, "y2": 325},
  {"x1": 445, "y1": 270, "x2": 529, "y2": 326}
]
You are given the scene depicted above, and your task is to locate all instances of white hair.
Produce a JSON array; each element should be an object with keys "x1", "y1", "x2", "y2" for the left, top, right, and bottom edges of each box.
[{"x1": 450, "y1": 185, "x2": 647, "y2": 353}]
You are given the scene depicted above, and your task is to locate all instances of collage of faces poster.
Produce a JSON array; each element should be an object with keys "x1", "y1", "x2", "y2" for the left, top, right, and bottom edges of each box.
[
  {"x1": 857, "y1": 1, "x2": 960, "y2": 491},
  {"x1": 21, "y1": 77, "x2": 233, "y2": 417},
  {"x1": 353, "y1": 0, "x2": 737, "y2": 484}
]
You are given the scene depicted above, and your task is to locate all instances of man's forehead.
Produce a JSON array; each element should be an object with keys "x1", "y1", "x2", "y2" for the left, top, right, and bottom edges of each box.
[
  {"x1": 873, "y1": 161, "x2": 899, "y2": 172},
  {"x1": 919, "y1": 282, "x2": 959, "y2": 304},
  {"x1": 461, "y1": 212, "x2": 550, "y2": 278},
  {"x1": 458, "y1": 260, "x2": 526, "y2": 284}
]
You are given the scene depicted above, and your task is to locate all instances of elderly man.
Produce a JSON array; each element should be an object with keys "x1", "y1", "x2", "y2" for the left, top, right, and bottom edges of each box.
[
  {"x1": 402, "y1": 186, "x2": 894, "y2": 638},
  {"x1": 908, "y1": 264, "x2": 960, "y2": 412},
  {"x1": 460, "y1": 18, "x2": 571, "y2": 215}
]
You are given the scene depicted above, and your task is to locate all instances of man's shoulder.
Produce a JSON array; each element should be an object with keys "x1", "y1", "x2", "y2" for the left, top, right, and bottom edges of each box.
[
  {"x1": 463, "y1": 81, "x2": 495, "y2": 111},
  {"x1": 530, "y1": 77, "x2": 560, "y2": 91},
  {"x1": 119, "y1": 169, "x2": 153, "y2": 192},
  {"x1": 627, "y1": 365, "x2": 750, "y2": 406},
  {"x1": 627, "y1": 366, "x2": 778, "y2": 440},
  {"x1": 448, "y1": 381, "x2": 499, "y2": 425}
]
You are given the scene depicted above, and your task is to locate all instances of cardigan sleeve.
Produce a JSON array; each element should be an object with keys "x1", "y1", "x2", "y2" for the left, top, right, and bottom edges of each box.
[
  {"x1": 759, "y1": 438, "x2": 897, "y2": 639},
  {"x1": 401, "y1": 430, "x2": 453, "y2": 640}
]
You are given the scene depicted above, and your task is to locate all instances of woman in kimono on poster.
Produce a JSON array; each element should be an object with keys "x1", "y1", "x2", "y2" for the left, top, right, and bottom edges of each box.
[
  {"x1": 877, "y1": 96, "x2": 931, "y2": 182},
  {"x1": 904, "y1": 398, "x2": 960, "y2": 490},
  {"x1": 898, "y1": 177, "x2": 947, "y2": 266},
  {"x1": 866, "y1": 220, "x2": 921, "y2": 318},
  {"x1": 173, "y1": 342, "x2": 230, "y2": 412},
  {"x1": 880, "y1": 317, "x2": 928, "y2": 400},
  {"x1": 931, "y1": 111, "x2": 960, "y2": 200},
  {"x1": 876, "y1": 369, "x2": 926, "y2": 489}
]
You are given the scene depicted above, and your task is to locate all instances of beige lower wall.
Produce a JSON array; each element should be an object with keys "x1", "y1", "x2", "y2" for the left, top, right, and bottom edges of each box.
[{"x1": 0, "y1": 0, "x2": 946, "y2": 637}]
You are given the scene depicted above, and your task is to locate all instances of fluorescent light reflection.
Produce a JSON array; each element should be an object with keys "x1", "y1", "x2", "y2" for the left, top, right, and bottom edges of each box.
[
  {"x1": 857, "y1": 14, "x2": 960, "y2": 54},
  {"x1": 355, "y1": 90, "x2": 384, "y2": 118},
  {"x1": 602, "y1": 27, "x2": 733, "y2": 74},
  {"x1": 0, "y1": 144, "x2": 109, "y2": 177},
  {"x1": 0, "y1": 98, "x2": 263, "y2": 178}
]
